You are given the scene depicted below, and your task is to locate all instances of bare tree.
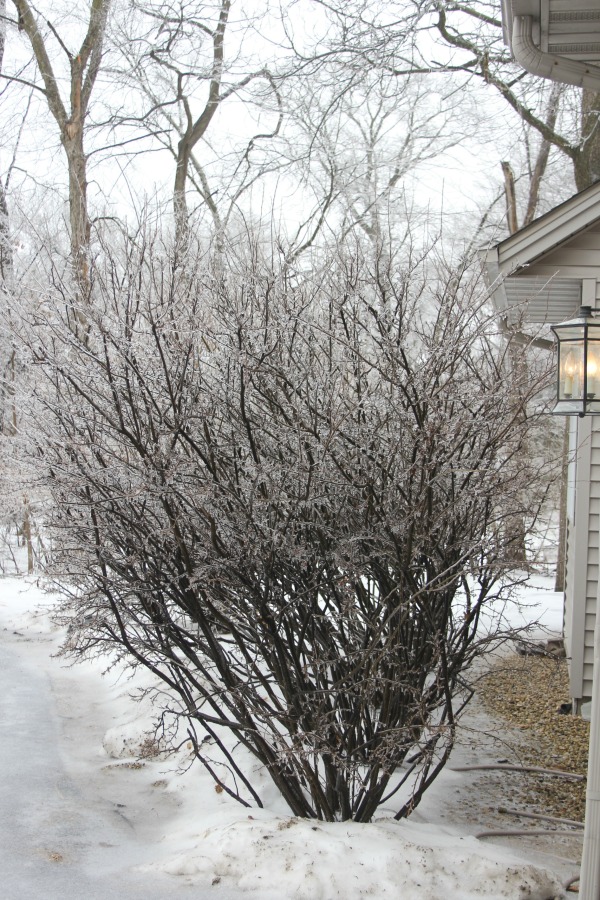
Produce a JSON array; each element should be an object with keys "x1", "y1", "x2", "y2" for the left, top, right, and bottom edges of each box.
[
  {"x1": 500, "y1": 83, "x2": 564, "y2": 234},
  {"x1": 431, "y1": 1, "x2": 598, "y2": 192},
  {"x1": 0, "y1": 0, "x2": 37, "y2": 568},
  {"x1": 13, "y1": 226, "x2": 555, "y2": 822},
  {"x1": 110, "y1": 0, "x2": 284, "y2": 246},
  {"x1": 279, "y1": 67, "x2": 474, "y2": 262},
  {"x1": 0, "y1": 0, "x2": 12, "y2": 287},
  {"x1": 302, "y1": 1, "x2": 594, "y2": 193},
  {"x1": 0, "y1": 0, "x2": 15, "y2": 436},
  {"x1": 9, "y1": 0, "x2": 111, "y2": 288}
]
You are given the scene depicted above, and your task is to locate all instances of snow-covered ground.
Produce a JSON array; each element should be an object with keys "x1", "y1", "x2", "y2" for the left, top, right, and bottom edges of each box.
[{"x1": 0, "y1": 574, "x2": 573, "y2": 899}]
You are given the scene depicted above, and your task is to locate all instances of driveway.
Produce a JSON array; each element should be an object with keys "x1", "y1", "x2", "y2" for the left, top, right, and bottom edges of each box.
[{"x1": 0, "y1": 637, "x2": 245, "y2": 900}]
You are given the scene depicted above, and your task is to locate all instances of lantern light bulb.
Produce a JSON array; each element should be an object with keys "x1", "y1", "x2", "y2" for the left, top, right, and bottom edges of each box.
[{"x1": 562, "y1": 350, "x2": 579, "y2": 396}]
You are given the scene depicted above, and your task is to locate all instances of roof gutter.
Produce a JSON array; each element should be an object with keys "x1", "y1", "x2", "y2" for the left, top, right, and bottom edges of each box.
[{"x1": 512, "y1": 14, "x2": 600, "y2": 91}]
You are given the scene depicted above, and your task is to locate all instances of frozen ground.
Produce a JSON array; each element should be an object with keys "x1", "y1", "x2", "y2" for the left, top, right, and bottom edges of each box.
[{"x1": 0, "y1": 574, "x2": 574, "y2": 899}]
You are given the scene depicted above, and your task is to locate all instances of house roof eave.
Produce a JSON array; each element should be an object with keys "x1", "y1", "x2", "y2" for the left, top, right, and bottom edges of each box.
[
  {"x1": 487, "y1": 181, "x2": 600, "y2": 273},
  {"x1": 510, "y1": 14, "x2": 600, "y2": 91}
]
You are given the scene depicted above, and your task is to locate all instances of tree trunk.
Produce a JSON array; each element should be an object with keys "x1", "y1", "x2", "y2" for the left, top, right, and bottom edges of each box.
[
  {"x1": 501, "y1": 161, "x2": 518, "y2": 235},
  {"x1": 11, "y1": 0, "x2": 110, "y2": 286},
  {"x1": 174, "y1": 139, "x2": 191, "y2": 248},
  {"x1": 171, "y1": 0, "x2": 231, "y2": 247},
  {"x1": 22, "y1": 496, "x2": 33, "y2": 574},
  {"x1": 64, "y1": 132, "x2": 90, "y2": 291},
  {"x1": 0, "y1": 0, "x2": 15, "y2": 436},
  {"x1": 501, "y1": 163, "x2": 529, "y2": 566},
  {"x1": 523, "y1": 84, "x2": 563, "y2": 226},
  {"x1": 0, "y1": 2, "x2": 11, "y2": 285},
  {"x1": 574, "y1": 90, "x2": 600, "y2": 191},
  {"x1": 0, "y1": 179, "x2": 12, "y2": 286}
]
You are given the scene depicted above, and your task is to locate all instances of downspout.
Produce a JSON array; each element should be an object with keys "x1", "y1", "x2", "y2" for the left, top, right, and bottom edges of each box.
[{"x1": 512, "y1": 15, "x2": 600, "y2": 91}]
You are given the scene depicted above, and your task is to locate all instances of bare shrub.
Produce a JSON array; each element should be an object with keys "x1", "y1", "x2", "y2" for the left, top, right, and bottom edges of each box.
[{"x1": 15, "y1": 229, "x2": 555, "y2": 821}]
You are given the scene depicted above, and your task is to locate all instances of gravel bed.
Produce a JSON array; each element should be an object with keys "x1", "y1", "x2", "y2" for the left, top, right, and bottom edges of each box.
[{"x1": 478, "y1": 653, "x2": 589, "y2": 823}]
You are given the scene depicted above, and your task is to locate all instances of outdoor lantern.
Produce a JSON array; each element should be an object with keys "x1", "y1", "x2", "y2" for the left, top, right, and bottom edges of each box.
[{"x1": 551, "y1": 306, "x2": 600, "y2": 417}]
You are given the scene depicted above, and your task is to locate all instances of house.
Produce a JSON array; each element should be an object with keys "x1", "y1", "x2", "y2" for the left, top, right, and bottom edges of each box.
[
  {"x1": 482, "y1": 179, "x2": 600, "y2": 708},
  {"x1": 501, "y1": 0, "x2": 600, "y2": 91},
  {"x1": 486, "y1": 7, "x2": 600, "y2": 704},
  {"x1": 496, "y1": 6, "x2": 600, "y2": 897}
]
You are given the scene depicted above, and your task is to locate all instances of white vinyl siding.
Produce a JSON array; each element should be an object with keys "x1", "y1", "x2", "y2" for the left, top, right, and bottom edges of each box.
[
  {"x1": 581, "y1": 425, "x2": 600, "y2": 698},
  {"x1": 520, "y1": 222, "x2": 600, "y2": 280}
]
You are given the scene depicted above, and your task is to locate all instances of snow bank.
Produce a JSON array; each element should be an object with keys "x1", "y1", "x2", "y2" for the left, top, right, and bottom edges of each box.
[
  {"x1": 155, "y1": 810, "x2": 561, "y2": 899},
  {"x1": 0, "y1": 576, "x2": 568, "y2": 899}
]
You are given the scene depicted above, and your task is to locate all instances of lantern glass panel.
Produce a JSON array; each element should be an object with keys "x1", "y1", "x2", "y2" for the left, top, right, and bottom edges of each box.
[
  {"x1": 553, "y1": 322, "x2": 585, "y2": 341},
  {"x1": 558, "y1": 340, "x2": 584, "y2": 400},
  {"x1": 587, "y1": 339, "x2": 600, "y2": 398}
]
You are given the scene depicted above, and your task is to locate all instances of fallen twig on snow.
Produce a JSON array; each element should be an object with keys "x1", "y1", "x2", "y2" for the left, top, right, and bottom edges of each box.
[
  {"x1": 476, "y1": 828, "x2": 583, "y2": 839},
  {"x1": 450, "y1": 763, "x2": 584, "y2": 781},
  {"x1": 497, "y1": 807, "x2": 583, "y2": 828}
]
